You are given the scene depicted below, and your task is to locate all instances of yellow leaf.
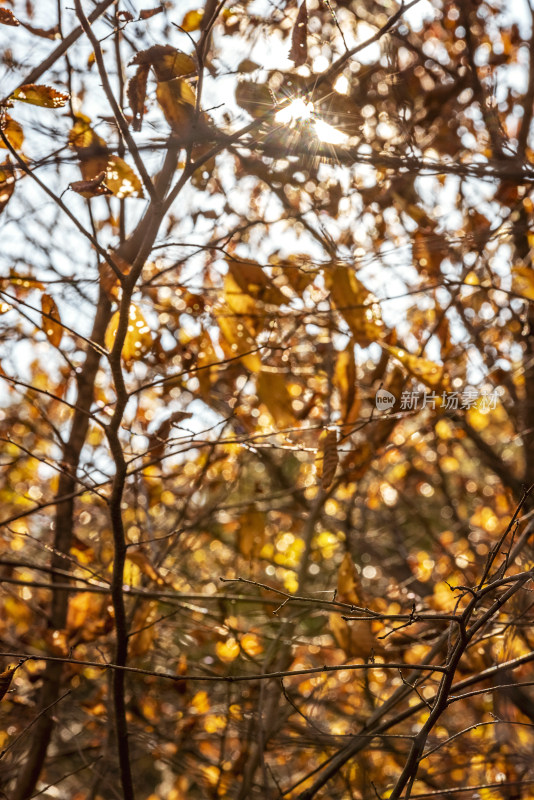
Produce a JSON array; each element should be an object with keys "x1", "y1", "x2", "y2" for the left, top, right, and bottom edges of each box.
[
  {"x1": 384, "y1": 344, "x2": 444, "y2": 390},
  {"x1": 105, "y1": 305, "x2": 153, "y2": 365},
  {"x1": 257, "y1": 370, "x2": 295, "y2": 429},
  {"x1": 41, "y1": 293, "x2": 63, "y2": 348},
  {"x1": 0, "y1": 665, "x2": 17, "y2": 702},
  {"x1": 216, "y1": 637, "x2": 240, "y2": 663},
  {"x1": 241, "y1": 633, "x2": 263, "y2": 656},
  {"x1": 227, "y1": 257, "x2": 286, "y2": 305},
  {"x1": 11, "y1": 84, "x2": 68, "y2": 108},
  {"x1": 512, "y1": 265, "x2": 534, "y2": 300},
  {"x1": 105, "y1": 155, "x2": 144, "y2": 198},
  {"x1": 156, "y1": 78, "x2": 196, "y2": 132},
  {"x1": 0, "y1": 115, "x2": 23, "y2": 150},
  {"x1": 216, "y1": 307, "x2": 262, "y2": 372},
  {"x1": 191, "y1": 690, "x2": 210, "y2": 714},
  {"x1": 336, "y1": 552, "x2": 360, "y2": 604},
  {"x1": 131, "y1": 45, "x2": 195, "y2": 81},
  {"x1": 181, "y1": 8, "x2": 204, "y2": 31},
  {"x1": 237, "y1": 506, "x2": 265, "y2": 558},
  {"x1": 325, "y1": 264, "x2": 383, "y2": 345},
  {"x1": 335, "y1": 343, "x2": 360, "y2": 426}
]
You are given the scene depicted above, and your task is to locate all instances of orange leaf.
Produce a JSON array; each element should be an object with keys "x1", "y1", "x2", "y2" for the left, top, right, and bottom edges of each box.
[
  {"x1": 181, "y1": 8, "x2": 204, "y2": 31},
  {"x1": 0, "y1": 8, "x2": 19, "y2": 25},
  {"x1": 41, "y1": 293, "x2": 63, "y2": 348},
  {"x1": 11, "y1": 84, "x2": 68, "y2": 108},
  {"x1": 0, "y1": 114, "x2": 24, "y2": 150}
]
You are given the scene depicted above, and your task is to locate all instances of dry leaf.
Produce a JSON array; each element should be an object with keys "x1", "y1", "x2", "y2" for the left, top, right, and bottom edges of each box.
[
  {"x1": 127, "y1": 64, "x2": 150, "y2": 131},
  {"x1": 0, "y1": 114, "x2": 24, "y2": 150},
  {"x1": 11, "y1": 84, "x2": 68, "y2": 108},
  {"x1": 289, "y1": 1, "x2": 308, "y2": 67},
  {"x1": 0, "y1": 8, "x2": 19, "y2": 25},
  {"x1": 70, "y1": 171, "x2": 112, "y2": 198},
  {"x1": 140, "y1": 5, "x2": 164, "y2": 19},
  {"x1": 316, "y1": 428, "x2": 338, "y2": 489}
]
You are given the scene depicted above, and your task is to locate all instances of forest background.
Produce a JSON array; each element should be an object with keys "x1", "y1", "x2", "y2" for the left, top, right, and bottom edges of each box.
[{"x1": 2, "y1": 0, "x2": 534, "y2": 798}]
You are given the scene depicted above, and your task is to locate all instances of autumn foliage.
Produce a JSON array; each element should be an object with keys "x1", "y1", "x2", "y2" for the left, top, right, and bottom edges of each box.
[{"x1": 2, "y1": 1, "x2": 534, "y2": 798}]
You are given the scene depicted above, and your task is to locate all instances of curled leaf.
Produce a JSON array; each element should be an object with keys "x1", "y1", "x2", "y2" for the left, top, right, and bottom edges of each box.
[
  {"x1": 11, "y1": 84, "x2": 68, "y2": 108},
  {"x1": 70, "y1": 171, "x2": 112, "y2": 198}
]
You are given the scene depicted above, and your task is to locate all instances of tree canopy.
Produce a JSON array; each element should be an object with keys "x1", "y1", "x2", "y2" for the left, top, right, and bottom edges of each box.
[{"x1": 2, "y1": 0, "x2": 534, "y2": 798}]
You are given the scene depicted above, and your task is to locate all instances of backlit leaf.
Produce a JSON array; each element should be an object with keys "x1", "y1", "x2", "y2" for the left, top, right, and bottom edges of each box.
[
  {"x1": 105, "y1": 305, "x2": 153, "y2": 365},
  {"x1": 235, "y1": 81, "x2": 274, "y2": 118},
  {"x1": 41, "y1": 293, "x2": 63, "y2": 348},
  {"x1": 257, "y1": 370, "x2": 295, "y2": 429},
  {"x1": 384, "y1": 344, "x2": 444, "y2": 390},
  {"x1": 105, "y1": 155, "x2": 144, "y2": 198},
  {"x1": 11, "y1": 84, "x2": 68, "y2": 108},
  {"x1": 325, "y1": 264, "x2": 384, "y2": 345},
  {"x1": 181, "y1": 8, "x2": 204, "y2": 31},
  {"x1": 512, "y1": 265, "x2": 534, "y2": 300},
  {"x1": 0, "y1": 114, "x2": 24, "y2": 150},
  {"x1": 130, "y1": 45, "x2": 195, "y2": 81}
]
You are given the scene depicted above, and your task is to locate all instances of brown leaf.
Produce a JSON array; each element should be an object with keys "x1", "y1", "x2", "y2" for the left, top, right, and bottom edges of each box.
[
  {"x1": 0, "y1": 8, "x2": 19, "y2": 25},
  {"x1": 128, "y1": 64, "x2": 150, "y2": 131},
  {"x1": 11, "y1": 84, "x2": 68, "y2": 108},
  {"x1": 130, "y1": 45, "x2": 195, "y2": 82},
  {"x1": 0, "y1": 114, "x2": 23, "y2": 150},
  {"x1": 117, "y1": 10, "x2": 134, "y2": 22},
  {"x1": 316, "y1": 429, "x2": 338, "y2": 489},
  {"x1": 289, "y1": 1, "x2": 308, "y2": 67},
  {"x1": 41, "y1": 293, "x2": 63, "y2": 348},
  {"x1": 20, "y1": 21, "x2": 59, "y2": 38},
  {"x1": 140, "y1": 5, "x2": 164, "y2": 19},
  {"x1": 70, "y1": 171, "x2": 112, "y2": 198}
]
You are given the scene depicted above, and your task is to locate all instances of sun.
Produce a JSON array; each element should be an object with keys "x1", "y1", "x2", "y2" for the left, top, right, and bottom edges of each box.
[{"x1": 275, "y1": 98, "x2": 348, "y2": 145}]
